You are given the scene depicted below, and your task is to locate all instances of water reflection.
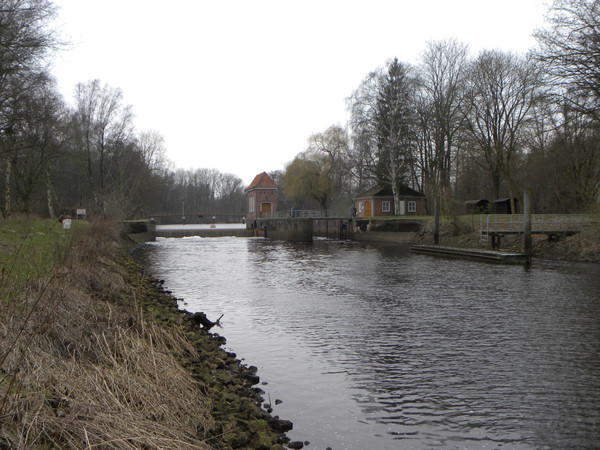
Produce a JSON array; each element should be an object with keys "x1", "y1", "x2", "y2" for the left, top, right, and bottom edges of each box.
[{"x1": 134, "y1": 237, "x2": 600, "y2": 449}]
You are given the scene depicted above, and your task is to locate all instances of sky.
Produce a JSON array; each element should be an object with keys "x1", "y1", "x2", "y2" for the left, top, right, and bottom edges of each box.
[{"x1": 51, "y1": 0, "x2": 549, "y2": 186}]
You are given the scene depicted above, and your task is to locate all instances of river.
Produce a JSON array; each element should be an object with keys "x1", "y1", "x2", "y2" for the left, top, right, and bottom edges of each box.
[{"x1": 133, "y1": 235, "x2": 600, "y2": 449}]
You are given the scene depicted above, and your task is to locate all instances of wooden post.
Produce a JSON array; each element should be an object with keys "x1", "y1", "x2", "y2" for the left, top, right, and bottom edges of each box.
[
  {"x1": 523, "y1": 189, "x2": 532, "y2": 255},
  {"x1": 433, "y1": 195, "x2": 440, "y2": 245}
]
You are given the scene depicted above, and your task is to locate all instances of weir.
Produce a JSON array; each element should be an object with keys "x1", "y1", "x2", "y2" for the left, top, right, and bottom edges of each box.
[
  {"x1": 156, "y1": 228, "x2": 254, "y2": 238},
  {"x1": 256, "y1": 216, "x2": 426, "y2": 243},
  {"x1": 257, "y1": 217, "x2": 313, "y2": 242}
]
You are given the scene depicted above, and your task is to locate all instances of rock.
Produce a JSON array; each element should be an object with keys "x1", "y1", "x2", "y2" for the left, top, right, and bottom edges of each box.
[
  {"x1": 287, "y1": 441, "x2": 304, "y2": 449},
  {"x1": 210, "y1": 333, "x2": 226, "y2": 345},
  {"x1": 242, "y1": 372, "x2": 260, "y2": 386},
  {"x1": 248, "y1": 420, "x2": 277, "y2": 449},
  {"x1": 275, "y1": 398, "x2": 283, "y2": 405},
  {"x1": 269, "y1": 417, "x2": 293, "y2": 433}
]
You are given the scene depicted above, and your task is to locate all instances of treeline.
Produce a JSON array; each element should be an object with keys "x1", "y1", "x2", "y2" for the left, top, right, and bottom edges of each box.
[
  {"x1": 0, "y1": 0, "x2": 245, "y2": 220},
  {"x1": 282, "y1": 0, "x2": 600, "y2": 215},
  {"x1": 3, "y1": 0, "x2": 599, "y2": 220}
]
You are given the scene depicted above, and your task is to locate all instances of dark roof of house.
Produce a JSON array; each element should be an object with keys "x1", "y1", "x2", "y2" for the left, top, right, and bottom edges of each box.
[
  {"x1": 245, "y1": 172, "x2": 277, "y2": 191},
  {"x1": 465, "y1": 199, "x2": 489, "y2": 205},
  {"x1": 355, "y1": 185, "x2": 424, "y2": 199}
]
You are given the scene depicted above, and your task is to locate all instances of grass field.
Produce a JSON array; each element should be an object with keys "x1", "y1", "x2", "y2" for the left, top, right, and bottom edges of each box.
[{"x1": 0, "y1": 219, "x2": 87, "y2": 290}]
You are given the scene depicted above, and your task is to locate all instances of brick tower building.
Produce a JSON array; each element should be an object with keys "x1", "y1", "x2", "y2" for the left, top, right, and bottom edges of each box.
[{"x1": 245, "y1": 172, "x2": 277, "y2": 228}]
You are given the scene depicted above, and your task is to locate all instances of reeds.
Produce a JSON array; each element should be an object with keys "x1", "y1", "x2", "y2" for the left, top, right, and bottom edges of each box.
[{"x1": 0, "y1": 219, "x2": 213, "y2": 448}]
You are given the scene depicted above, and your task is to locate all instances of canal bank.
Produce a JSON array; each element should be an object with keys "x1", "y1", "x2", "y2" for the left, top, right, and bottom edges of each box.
[
  {"x1": 121, "y1": 247, "x2": 296, "y2": 449},
  {"x1": 0, "y1": 219, "x2": 295, "y2": 449},
  {"x1": 411, "y1": 219, "x2": 600, "y2": 263}
]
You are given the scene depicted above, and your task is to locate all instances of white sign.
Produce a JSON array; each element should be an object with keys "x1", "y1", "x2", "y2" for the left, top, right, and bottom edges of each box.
[
  {"x1": 76, "y1": 209, "x2": 86, "y2": 216},
  {"x1": 63, "y1": 219, "x2": 71, "y2": 230}
]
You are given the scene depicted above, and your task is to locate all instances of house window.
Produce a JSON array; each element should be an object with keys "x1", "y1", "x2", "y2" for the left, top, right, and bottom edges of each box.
[
  {"x1": 408, "y1": 201, "x2": 416, "y2": 213},
  {"x1": 382, "y1": 201, "x2": 391, "y2": 213},
  {"x1": 249, "y1": 196, "x2": 255, "y2": 213},
  {"x1": 358, "y1": 201, "x2": 364, "y2": 213}
]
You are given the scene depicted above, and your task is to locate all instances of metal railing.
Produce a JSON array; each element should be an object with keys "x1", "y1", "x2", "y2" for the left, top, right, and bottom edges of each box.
[
  {"x1": 260, "y1": 209, "x2": 352, "y2": 219},
  {"x1": 480, "y1": 214, "x2": 590, "y2": 236}
]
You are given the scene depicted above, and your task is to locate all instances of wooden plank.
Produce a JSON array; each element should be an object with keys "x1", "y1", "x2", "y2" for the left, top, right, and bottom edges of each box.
[{"x1": 410, "y1": 245, "x2": 530, "y2": 264}]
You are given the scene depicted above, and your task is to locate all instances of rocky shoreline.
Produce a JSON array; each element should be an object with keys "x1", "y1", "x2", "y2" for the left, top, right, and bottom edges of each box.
[
  {"x1": 120, "y1": 247, "x2": 302, "y2": 449},
  {"x1": 0, "y1": 219, "x2": 304, "y2": 449}
]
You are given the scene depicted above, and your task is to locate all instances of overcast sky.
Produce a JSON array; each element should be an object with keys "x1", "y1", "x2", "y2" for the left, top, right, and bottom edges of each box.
[{"x1": 52, "y1": 0, "x2": 548, "y2": 186}]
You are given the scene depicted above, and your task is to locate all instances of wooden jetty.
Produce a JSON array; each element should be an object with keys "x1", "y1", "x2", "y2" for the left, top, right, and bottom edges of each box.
[{"x1": 410, "y1": 245, "x2": 530, "y2": 264}]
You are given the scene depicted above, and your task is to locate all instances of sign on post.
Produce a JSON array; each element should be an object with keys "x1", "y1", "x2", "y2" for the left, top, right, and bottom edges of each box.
[{"x1": 63, "y1": 219, "x2": 72, "y2": 230}]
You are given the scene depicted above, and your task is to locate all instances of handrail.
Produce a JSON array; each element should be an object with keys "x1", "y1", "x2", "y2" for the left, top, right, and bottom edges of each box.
[
  {"x1": 269, "y1": 209, "x2": 353, "y2": 219},
  {"x1": 480, "y1": 214, "x2": 590, "y2": 235}
]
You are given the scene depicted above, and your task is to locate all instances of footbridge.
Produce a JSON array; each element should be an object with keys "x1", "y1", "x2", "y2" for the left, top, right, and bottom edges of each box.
[
  {"x1": 480, "y1": 214, "x2": 590, "y2": 245},
  {"x1": 148, "y1": 212, "x2": 245, "y2": 225}
]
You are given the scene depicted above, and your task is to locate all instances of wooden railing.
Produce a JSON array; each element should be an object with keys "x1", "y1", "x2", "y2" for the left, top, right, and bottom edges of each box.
[{"x1": 480, "y1": 214, "x2": 590, "y2": 236}]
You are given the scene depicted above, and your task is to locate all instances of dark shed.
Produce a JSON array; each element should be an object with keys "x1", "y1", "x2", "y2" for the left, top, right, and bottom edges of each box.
[
  {"x1": 464, "y1": 199, "x2": 489, "y2": 214},
  {"x1": 492, "y1": 198, "x2": 519, "y2": 214}
]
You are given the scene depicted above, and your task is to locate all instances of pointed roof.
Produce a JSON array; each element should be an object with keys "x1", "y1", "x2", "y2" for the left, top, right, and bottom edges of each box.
[
  {"x1": 355, "y1": 184, "x2": 424, "y2": 199},
  {"x1": 245, "y1": 172, "x2": 277, "y2": 191}
]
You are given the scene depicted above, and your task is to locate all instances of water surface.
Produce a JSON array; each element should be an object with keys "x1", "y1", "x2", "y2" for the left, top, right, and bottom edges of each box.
[{"x1": 135, "y1": 236, "x2": 600, "y2": 449}]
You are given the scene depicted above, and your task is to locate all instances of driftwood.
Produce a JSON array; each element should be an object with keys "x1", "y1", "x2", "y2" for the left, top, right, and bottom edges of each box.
[{"x1": 188, "y1": 312, "x2": 223, "y2": 330}]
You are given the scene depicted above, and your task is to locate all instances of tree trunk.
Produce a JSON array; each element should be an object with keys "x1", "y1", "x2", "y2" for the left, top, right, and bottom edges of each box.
[
  {"x1": 4, "y1": 158, "x2": 11, "y2": 218},
  {"x1": 46, "y1": 170, "x2": 55, "y2": 219}
]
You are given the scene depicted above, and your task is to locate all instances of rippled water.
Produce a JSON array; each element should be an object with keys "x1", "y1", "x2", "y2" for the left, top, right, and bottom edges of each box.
[{"x1": 134, "y1": 236, "x2": 600, "y2": 449}]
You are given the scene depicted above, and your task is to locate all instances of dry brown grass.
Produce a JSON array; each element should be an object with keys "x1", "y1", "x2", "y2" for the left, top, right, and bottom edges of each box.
[{"x1": 0, "y1": 220, "x2": 213, "y2": 449}]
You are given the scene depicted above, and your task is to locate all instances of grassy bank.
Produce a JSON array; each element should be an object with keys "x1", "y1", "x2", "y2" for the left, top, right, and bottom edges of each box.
[
  {"x1": 412, "y1": 215, "x2": 600, "y2": 262},
  {"x1": 0, "y1": 219, "x2": 290, "y2": 449}
]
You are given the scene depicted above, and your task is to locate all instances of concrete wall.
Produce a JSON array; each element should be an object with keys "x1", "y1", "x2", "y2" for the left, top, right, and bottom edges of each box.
[
  {"x1": 123, "y1": 220, "x2": 157, "y2": 242},
  {"x1": 313, "y1": 218, "x2": 352, "y2": 239},
  {"x1": 257, "y1": 217, "x2": 427, "y2": 243},
  {"x1": 350, "y1": 218, "x2": 427, "y2": 243},
  {"x1": 257, "y1": 217, "x2": 313, "y2": 242}
]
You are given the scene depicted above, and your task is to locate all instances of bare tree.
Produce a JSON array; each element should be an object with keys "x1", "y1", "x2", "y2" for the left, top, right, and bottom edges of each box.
[
  {"x1": 416, "y1": 39, "x2": 469, "y2": 208},
  {"x1": 550, "y1": 99, "x2": 600, "y2": 209},
  {"x1": 348, "y1": 69, "x2": 383, "y2": 189},
  {"x1": 7, "y1": 81, "x2": 65, "y2": 215},
  {"x1": 0, "y1": 0, "x2": 58, "y2": 135},
  {"x1": 70, "y1": 80, "x2": 133, "y2": 212},
  {"x1": 0, "y1": 0, "x2": 59, "y2": 217},
  {"x1": 137, "y1": 130, "x2": 170, "y2": 172},
  {"x1": 462, "y1": 50, "x2": 543, "y2": 212},
  {"x1": 535, "y1": 0, "x2": 600, "y2": 121}
]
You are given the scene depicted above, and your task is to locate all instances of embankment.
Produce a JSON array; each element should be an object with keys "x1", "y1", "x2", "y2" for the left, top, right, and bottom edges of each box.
[
  {"x1": 411, "y1": 219, "x2": 600, "y2": 263},
  {"x1": 0, "y1": 220, "x2": 293, "y2": 449}
]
